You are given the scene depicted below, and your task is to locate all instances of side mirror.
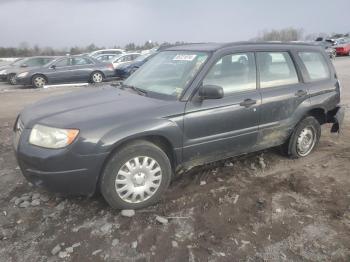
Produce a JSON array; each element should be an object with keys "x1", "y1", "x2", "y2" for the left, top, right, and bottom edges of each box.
[
  {"x1": 199, "y1": 84, "x2": 224, "y2": 100},
  {"x1": 50, "y1": 65, "x2": 56, "y2": 70},
  {"x1": 20, "y1": 64, "x2": 28, "y2": 68}
]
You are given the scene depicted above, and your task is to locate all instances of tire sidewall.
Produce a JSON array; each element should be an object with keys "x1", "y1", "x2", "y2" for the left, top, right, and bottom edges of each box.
[
  {"x1": 100, "y1": 141, "x2": 172, "y2": 209},
  {"x1": 32, "y1": 75, "x2": 46, "y2": 88},
  {"x1": 8, "y1": 74, "x2": 16, "y2": 85},
  {"x1": 288, "y1": 116, "x2": 321, "y2": 158},
  {"x1": 91, "y1": 72, "x2": 103, "y2": 83}
]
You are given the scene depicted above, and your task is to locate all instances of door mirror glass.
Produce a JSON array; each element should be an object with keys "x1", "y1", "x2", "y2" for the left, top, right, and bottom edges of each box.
[
  {"x1": 50, "y1": 65, "x2": 56, "y2": 69},
  {"x1": 199, "y1": 84, "x2": 224, "y2": 100},
  {"x1": 20, "y1": 64, "x2": 28, "y2": 68}
]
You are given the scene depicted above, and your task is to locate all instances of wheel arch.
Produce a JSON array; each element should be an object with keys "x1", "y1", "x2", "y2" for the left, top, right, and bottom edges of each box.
[
  {"x1": 305, "y1": 107, "x2": 327, "y2": 125},
  {"x1": 31, "y1": 73, "x2": 48, "y2": 84},
  {"x1": 95, "y1": 134, "x2": 178, "y2": 193}
]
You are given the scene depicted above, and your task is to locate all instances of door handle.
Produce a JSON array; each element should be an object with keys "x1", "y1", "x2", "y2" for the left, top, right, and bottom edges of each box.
[
  {"x1": 239, "y1": 99, "x2": 257, "y2": 108},
  {"x1": 295, "y1": 90, "x2": 307, "y2": 97}
]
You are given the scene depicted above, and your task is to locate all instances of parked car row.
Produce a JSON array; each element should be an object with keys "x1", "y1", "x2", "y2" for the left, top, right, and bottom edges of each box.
[
  {"x1": 316, "y1": 36, "x2": 350, "y2": 56},
  {"x1": 0, "y1": 49, "x2": 157, "y2": 88}
]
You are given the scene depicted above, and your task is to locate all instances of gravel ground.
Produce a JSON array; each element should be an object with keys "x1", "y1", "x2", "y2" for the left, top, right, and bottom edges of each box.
[{"x1": 0, "y1": 57, "x2": 349, "y2": 262}]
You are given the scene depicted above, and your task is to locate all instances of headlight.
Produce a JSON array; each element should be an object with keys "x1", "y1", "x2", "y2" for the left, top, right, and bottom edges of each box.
[
  {"x1": 29, "y1": 124, "x2": 79, "y2": 149},
  {"x1": 17, "y1": 72, "x2": 28, "y2": 78},
  {"x1": 0, "y1": 69, "x2": 7, "y2": 74}
]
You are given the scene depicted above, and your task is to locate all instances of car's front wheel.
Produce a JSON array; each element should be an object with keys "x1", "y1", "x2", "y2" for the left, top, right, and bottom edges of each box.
[
  {"x1": 100, "y1": 140, "x2": 172, "y2": 209},
  {"x1": 32, "y1": 75, "x2": 47, "y2": 88},
  {"x1": 90, "y1": 71, "x2": 104, "y2": 84},
  {"x1": 285, "y1": 116, "x2": 321, "y2": 158}
]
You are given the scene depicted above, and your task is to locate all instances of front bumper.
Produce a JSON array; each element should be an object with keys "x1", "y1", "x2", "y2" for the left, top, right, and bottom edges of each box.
[
  {"x1": 15, "y1": 75, "x2": 32, "y2": 85},
  {"x1": 0, "y1": 74, "x2": 8, "y2": 81},
  {"x1": 14, "y1": 124, "x2": 108, "y2": 196}
]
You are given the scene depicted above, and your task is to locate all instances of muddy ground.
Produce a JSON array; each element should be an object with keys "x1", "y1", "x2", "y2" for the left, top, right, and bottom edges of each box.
[{"x1": 0, "y1": 58, "x2": 349, "y2": 262}]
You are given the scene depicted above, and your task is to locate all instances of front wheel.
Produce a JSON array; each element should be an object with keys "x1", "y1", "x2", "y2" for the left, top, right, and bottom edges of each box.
[
  {"x1": 90, "y1": 71, "x2": 104, "y2": 84},
  {"x1": 284, "y1": 116, "x2": 321, "y2": 158},
  {"x1": 32, "y1": 75, "x2": 47, "y2": 88},
  {"x1": 8, "y1": 74, "x2": 17, "y2": 85},
  {"x1": 100, "y1": 140, "x2": 172, "y2": 209}
]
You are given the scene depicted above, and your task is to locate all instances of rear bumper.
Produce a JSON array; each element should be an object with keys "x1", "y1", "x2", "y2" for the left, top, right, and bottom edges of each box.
[
  {"x1": 328, "y1": 106, "x2": 345, "y2": 133},
  {"x1": 336, "y1": 49, "x2": 349, "y2": 55}
]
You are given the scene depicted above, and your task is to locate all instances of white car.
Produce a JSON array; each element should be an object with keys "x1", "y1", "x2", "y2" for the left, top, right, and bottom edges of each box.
[
  {"x1": 95, "y1": 54, "x2": 119, "y2": 62},
  {"x1": 89, "y1": 49, "x2": 125, "y2": 57},
  {"x1": 110, "y1": 53, "x2": 140, "y2": 69}
]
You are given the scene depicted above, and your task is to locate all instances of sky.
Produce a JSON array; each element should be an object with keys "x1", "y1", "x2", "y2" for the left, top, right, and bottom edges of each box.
[{"x1": 0, "y1": 0, "x2": 349, "y2": 48}]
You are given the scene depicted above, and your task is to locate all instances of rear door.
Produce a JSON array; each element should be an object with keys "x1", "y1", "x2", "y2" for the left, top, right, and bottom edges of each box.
[
  {"x1": 255, "y1": 51, "x2": 310, "y2": 149},
  {"x1": 70, "y1": 57, "x2": 95, "y2": 82},
  {"x1": 183, "y1": 52, "x2": 261, "y2": 164}
]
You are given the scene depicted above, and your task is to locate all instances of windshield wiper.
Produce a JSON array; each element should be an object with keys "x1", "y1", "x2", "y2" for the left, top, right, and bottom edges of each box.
[{"x1": 120, "y1": 84, "x2": 148, "y2": 96}]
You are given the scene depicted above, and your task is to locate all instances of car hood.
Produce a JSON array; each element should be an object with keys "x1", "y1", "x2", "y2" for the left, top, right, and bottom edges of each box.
[
  {"x1": 20, "y1": 86, "x2": 179, "y2": 129},
  {"x1": 0, "y1": 65, "x2": 13, "y2": 72}
]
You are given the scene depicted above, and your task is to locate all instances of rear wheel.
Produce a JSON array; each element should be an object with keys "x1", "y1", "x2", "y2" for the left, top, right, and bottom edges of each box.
[
  {"x1": 283, "y1": 116, "x2": 321, "y2": 158},
  {"x1": 100, "y1": 140, "x2": 172, "y2": 209},
  {"x1": 8, "y1": 74, "x2": 17, "y2": 85},
  {"x1": 90, "y1": 71, "x2": 104, "y2": 84},
  {"x1": 32, "y1": 75, "x2": 47, "y2": 88}
]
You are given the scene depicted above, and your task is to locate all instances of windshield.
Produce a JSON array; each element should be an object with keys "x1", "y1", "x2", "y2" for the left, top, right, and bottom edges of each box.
[{"x1": 123, "y1": 51, "x2": 208, "y2": 99}]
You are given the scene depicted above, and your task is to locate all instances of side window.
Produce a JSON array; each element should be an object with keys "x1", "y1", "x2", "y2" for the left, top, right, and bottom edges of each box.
[
  {"x1": 25, "y1": 58, "x2": 42, "y2": 67},
  {"x1": 54, "y1": 58, "x2": 70, "y2": 67},
  {"x1": 71, "y1": 57, "x2": 93, "y2": 66},
  {"x1": 257, "y1": 52, "x2": 299, "y2": 88},
  {"x1": 298, "y1": 52, "x2": 330, "y2": 81},
  {"x1": 203, "y1": 52, "x2": 256, "y2": 94}
]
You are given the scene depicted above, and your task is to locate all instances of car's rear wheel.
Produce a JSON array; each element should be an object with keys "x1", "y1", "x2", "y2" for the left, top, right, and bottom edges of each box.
[
  {"x1": 32, "y1": 75, "x2": 47, "y2": 88},
  {"x1": 90, "y1": 71, "x2": 104, "y2": 84},
  {"x1": 284, "y1": 116, "x2": 321, "y2": 158},
  {"x1": 100, "y1": 140, "x2": 172, "y2": 209},
  {"x1": 8, "y1": 74, "x2": 17, "y2": 85}
]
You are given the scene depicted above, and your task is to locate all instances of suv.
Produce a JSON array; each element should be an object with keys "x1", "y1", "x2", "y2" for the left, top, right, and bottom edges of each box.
[{"x1": 14, "y1": 42, "x2": 344, "y2": 209}]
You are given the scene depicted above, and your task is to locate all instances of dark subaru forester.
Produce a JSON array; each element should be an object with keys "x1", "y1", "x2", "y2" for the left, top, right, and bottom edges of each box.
[{"x1": 14, "y1": 42, "x2": 344, "y2": 209}]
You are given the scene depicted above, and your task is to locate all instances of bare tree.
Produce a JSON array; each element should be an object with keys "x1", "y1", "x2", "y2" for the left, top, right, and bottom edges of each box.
[{"x1": 254, "y1": 28, "x2": 304, "y2": 42}]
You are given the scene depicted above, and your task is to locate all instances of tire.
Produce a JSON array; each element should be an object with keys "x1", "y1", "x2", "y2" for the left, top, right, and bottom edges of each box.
[
  {"x1": 90, "y1": 71, "x2": 104, "y2": 84},
  {"x1": 284, "y1": 116, "x2": 321, "y2": 159},
  {"x1": 100, "y1": 140, "x2": 172, "y2": 209},
  {"x1": 32, "y1": 75, "x2": 47, "y2": 88},
  {"x1": 8, "y1": 74, "x2": 17, "y2": 85}
]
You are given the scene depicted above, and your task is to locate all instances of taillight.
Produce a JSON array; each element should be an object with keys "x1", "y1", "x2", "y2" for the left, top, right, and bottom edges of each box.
[{"x1": 108, "y1": 63, "x2": 114, "y2": 70}]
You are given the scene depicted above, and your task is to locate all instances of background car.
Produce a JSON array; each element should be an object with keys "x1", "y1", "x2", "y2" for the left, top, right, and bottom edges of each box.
[
  {"x1": 110, "y1": 53, "x2": 140, "y2": 69},
  {"x1": 115, "y1": 52, "x2": 156, "y2": 79},
  {"x1": 16, "y1": 55, "x2": 115, "y2": 88},
  {"x1": 89, "y1": 49, "x2": 125, "y2": 57},
  {"x1": 95, "y1": 54, "x2": 119, "y2": 62},
  {"x1": 0, "y1": 58, "x2": 24, "y2": 81},
  {"x1": 0, "y1": 57, "x2": 54, "y2": 84},
  {"x1": 334, "y1": 38, "x2": 350, "y2": 56},
  {"x1": 313, "y1": 41, "x2": 337, "y2": 59}
]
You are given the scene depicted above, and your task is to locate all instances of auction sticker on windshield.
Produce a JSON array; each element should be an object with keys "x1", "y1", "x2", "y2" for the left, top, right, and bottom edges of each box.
[{"x1": 173, "y1": 54, "x2": 197, "y2": 61}]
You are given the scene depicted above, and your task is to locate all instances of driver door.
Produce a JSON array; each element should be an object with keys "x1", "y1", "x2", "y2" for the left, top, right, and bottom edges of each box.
[{"x1": 183, "y1": 52, "x2": 261, "y2": 164}]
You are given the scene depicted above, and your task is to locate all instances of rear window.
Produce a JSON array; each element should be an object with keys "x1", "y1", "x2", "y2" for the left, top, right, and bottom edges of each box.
[
  {"x1": 298, "y1": 52, "x2": 330, "y2": 81},
  {"x1": 257, "y1": 52, "x2": 299, "y2": 88}
]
